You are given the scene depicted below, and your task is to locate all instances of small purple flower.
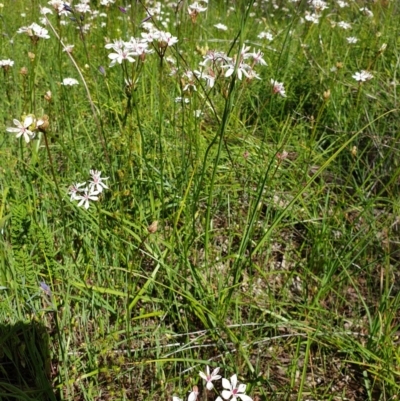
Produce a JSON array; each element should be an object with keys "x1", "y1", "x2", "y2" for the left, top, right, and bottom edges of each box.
[
  {"x1": 118, "y1": 6, "x2": 127, "y2": 13},
  {"x1": 40, "y1": 281, "x2": 52, "y2": 296}
]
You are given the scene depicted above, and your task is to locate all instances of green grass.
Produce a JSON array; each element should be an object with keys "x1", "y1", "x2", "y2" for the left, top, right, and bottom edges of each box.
[{"x1": 1, "y1": 0, "x2": 400, "y2": 400}]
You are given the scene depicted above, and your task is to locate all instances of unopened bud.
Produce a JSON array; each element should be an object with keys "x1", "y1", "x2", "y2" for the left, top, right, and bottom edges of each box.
[
  {"x1": 44, "y1": 90, "x2": 52, "y2": 101},
  {"x1": 147, "y1": 221, "x2": 158, "y2": 234}
]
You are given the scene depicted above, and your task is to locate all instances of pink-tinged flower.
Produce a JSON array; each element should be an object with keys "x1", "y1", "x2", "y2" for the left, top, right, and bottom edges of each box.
[
  {"x1": 224, "y1": 61, "x2": 251, "y2": 80},
  {"x1": 199, "y1": 366, "x2": 221, "y2": 390},
  {"x1": 108, "y1": 47, "x2": 135, "y2": 67},
  {"x1": 194, "y1": 69, "x2": 216, "y2": 88},
  {"x1": 352, "y1": 70, "x2": 373, "y2": 82},
  {"x1": 188, "y1": 1, "x2": 207, "y2": 14},
  {"x1": 271, "y1": 79, "x2": 286, "y2": 97},
  {"x1": 6, "y1": 116, "x2": 35, "y2": 143},
  {"x1": 244, "y1": 49, "x2": 267, "y2": 66},
  {"x1": 188, "y1": 386, "x2": 199, "y2": 401},
  {"x1": 89, "y1": 170, "x2": 109, "y2": 193},
  {"x1": 221, "y1": 375, "x2": 252, "y2": 401},
  {"x1": 154, "y1": 31, "x2": 178, "y2": 47},
  {"x1": 68, "y1": 182, "x2": 86, "y2": 201},
  {"x1": 17, "y1": 22, "x2": 50, "y2": 39},
  {"x1": 75, "y1": 187, "x2": 99, "y2": 209}
]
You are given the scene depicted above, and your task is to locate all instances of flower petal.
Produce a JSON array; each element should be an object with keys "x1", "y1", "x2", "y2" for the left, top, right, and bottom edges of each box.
[
  {"x1": 222, "y1": 378, "x2": 231, "y2": 390},
  {"x1": 24, "y1": 115, "x2": 34, "y2": 127},
  {"x1": 237, "y1": 394, "x2": 253, "y2": 401},
  {"x1": 199, "y1": 371, "x2": 207, "y2": 380},
  {"x1": 230, "y1": 374, "x2": 238, "y2": 389}
]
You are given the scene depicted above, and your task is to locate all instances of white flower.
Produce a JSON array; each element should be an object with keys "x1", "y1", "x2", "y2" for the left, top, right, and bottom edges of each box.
[
  {"x1": 89, "y1": 170, "x2": 109, "y2": 193},
  {"x1": 214, "y1": 23, "x2": 228, "y2": 30},
  {"x1": 108, "y1": 47, "x2": 136, "y2": 67},
  {"x1": 31, "y1": 23, "x2": 50, "y2": 38},
  {"x1": 257, "y1": 31, "x2": 273, "y2": 40},
  {"x1": 337, "y1": 21, "x2": 351, "y2": 30},
  {"x1": 188, "y1": 1, "x2": 207, "y2": 13},
  {"x1": 6, "y1": 116, "x2": 35, "y2": 143},
  {"x1": 309, "y1": 0, "x2": 328, "y2": 11},
  {"x1": 0, "y1": 59, "x2": 14, "y2": 68},
  {"x1": 271, "y1": 79, "x2": 286, "y2": 97},
  {"x1": 75, "y1": 3, "x2": 91, "y2": 13},
  {"x1": 304, "y1": 12, "x2": 320, "y2": 23},
  {"x1": 346, "y1": 37, "x2": 358, "y2": 44},
  {"x1": 244, "y1": 49, "x2": 267, "y2": 66},
  {"x1": 221, "y1": 374, "x2": 252, "y2": 401},
  {"x1": 223, "y1": 61, "x2": 251, "y2": 80},
  {"x1": 62, "y1": 78, "x2": 79, "y2": 86},
  {"x1": 75, "y1": 187, "x2": 99, "y2": 209},
  {"x1": 352, "y1": 70, "x2": 373, "y2": 82},
  {"x1": 199, "y1": 366, "x2": 221, "y2": 390},
  {"x1": 40, "y1": 6, "x2": 53, "y2": 14},
  {"x1": 360, "y1": 7, "x2": 373, "y2": 17},
  {"x1": 68, "y1": 182, "x2": 86, "y2": 201},
  {"x1": 154, "y1": 31, "x2": 178, "y2": 47},
  {"x1": 194, "y1": 68, "x2": 216, "y2": 88},
  {"x1": 188, "y1": 386, "x2": 199, "y2": 401}
]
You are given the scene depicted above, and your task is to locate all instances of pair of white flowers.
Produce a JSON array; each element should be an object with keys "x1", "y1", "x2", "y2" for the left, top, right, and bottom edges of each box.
[
  {"x1": 6, "y1": 115, "x2": 47, "y2": 143},
  {"x1": 69, "y1": 170, "x2": 109, "y2": 209},
  {"x1": 174, "y1": 367, "x2": 252, "y2": 401}
]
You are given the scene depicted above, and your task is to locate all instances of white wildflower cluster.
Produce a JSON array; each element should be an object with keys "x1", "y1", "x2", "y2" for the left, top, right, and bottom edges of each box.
[
  {"x1": 68, "y1": 170, "x2": 109, "y2": 210},
  {"x1": 105, "y1": 36, "x2": 155, "y2": 67},
  {"x1": 181, "y1": 45, "x2": 267, "y2": 93},
  {"x1": 105, "y1": 25, "x2": 178, "y2": 67},
  {"x1": 17, "y1": 22, "x2": 50, "y2": 39},
  {"x1": 304, "y1": 0, "x2": 329, "y2": 24},
  {"x1": 173, "y1": 367, "x2": 253, "y2": 401}
]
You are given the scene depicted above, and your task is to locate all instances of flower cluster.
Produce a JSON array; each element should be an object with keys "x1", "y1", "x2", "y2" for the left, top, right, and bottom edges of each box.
[
  {"x1": 68, "y1": 170, "x2": 109, "y2": 209},
  {"x1": 17, "y1": 22, "x2": 50, "y2": 40},
  {"x1": 6, "y1": 115, "x2": 49, "y2": 143},
  {"x1": 105, "y1": 37, "x2": 154, "y2": 67},
  {"x1": 173, "y1": 367, "x2": 252, "y2": 401},
  {"x1": 105, "y1": 24, "x2": 178, "y2": 67}
]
